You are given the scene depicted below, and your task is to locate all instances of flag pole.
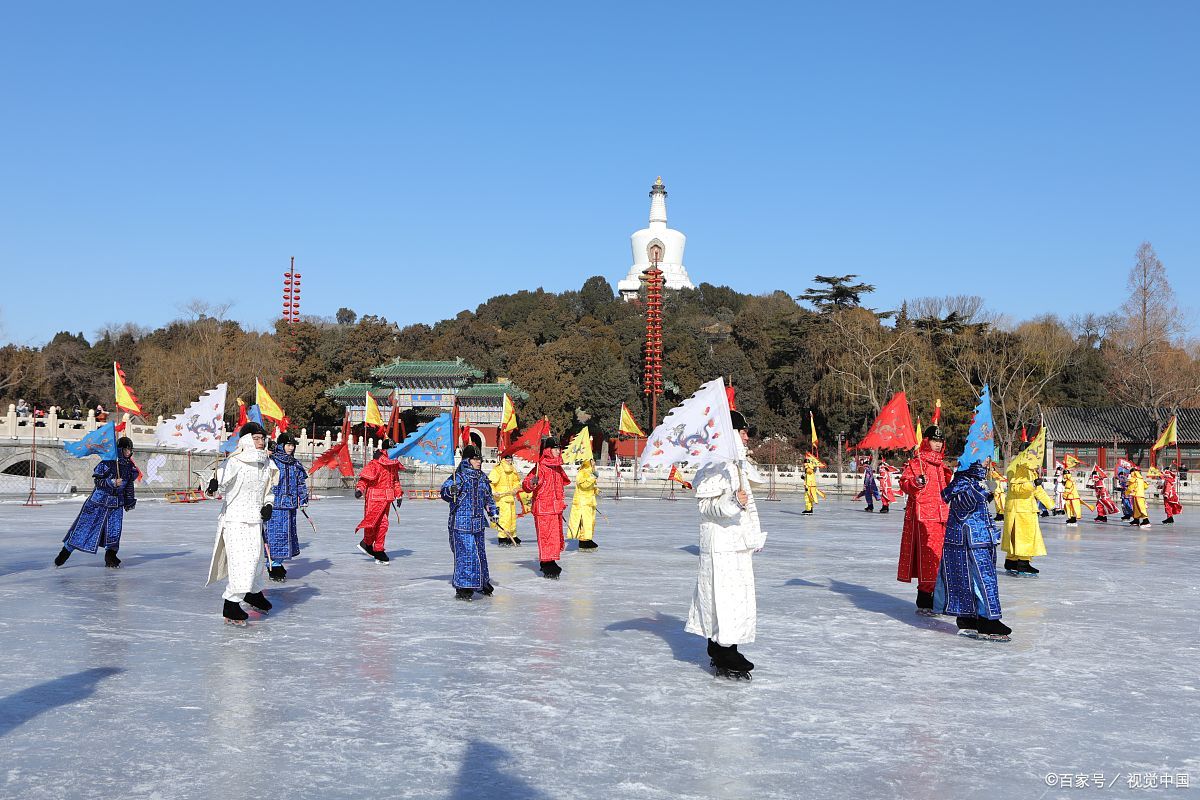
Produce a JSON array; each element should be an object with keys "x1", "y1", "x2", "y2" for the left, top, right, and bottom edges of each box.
[{"x1": 24, "y1": 411, "x2": 40, "y2": 507}]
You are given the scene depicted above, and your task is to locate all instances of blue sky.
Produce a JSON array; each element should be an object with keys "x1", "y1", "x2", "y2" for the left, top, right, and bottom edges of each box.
[{"x1": 2, "y1": 2, "x2": 1197, "y2": 346}]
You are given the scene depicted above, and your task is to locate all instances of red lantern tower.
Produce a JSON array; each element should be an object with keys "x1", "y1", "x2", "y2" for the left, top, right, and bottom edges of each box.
[
  {"x1": 282, "y1": 257, "x2": 301, "y2": 324},
  {"x1": 642, "y1": 256, "x2": 665, "y2": 428}
]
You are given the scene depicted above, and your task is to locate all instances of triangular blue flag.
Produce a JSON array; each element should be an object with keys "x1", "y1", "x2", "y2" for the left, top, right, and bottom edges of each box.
[
  {"x1": 64, "y1": 421, "x2": 118, "y2": 460},
  {"x1": 221, "y1": 405, "x2": 267, "y2": 452},
  {"x1": 958, "y1": 385, "x2": 995, "y2": 469},
  {"x1": 219, "y1": 436, "x2": 239, "y2": 454},
  {"x1": 388, "y1": 413, "x2": 454, "y2": 466},
  {"x1": 247, "y1": 404, "x2": 265, "y2": 427}
]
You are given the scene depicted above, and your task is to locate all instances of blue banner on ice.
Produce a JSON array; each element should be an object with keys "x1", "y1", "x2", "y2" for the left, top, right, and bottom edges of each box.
[
  {"x1": 958, "y1": 385, "x2": 995, "y2": 469},
  {"x1": 220, "y1": 404, "x2": 266, "y2": 453},
  {"x1": 388, "y1": 412, "x2": 454, "y2": 466},
  {"x1": 64, "y1": 421, "x2": 118, "y2": 460}
]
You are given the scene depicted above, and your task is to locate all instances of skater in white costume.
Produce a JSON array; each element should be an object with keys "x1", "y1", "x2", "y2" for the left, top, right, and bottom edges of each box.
[
  {"x1": 685, "y1": 409, "x2": 767, "y2": 679},
  {"x1": 206, "y1": 422, "x2": 280, "y2": 626}
]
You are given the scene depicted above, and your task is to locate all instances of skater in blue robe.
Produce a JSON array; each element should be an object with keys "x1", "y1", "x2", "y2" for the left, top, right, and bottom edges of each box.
[
  {"x1": 855, "y1": 461, "x2": 880, "y2": 512},
  {"x1": 264, "y1": 433, "x2": 309, "y2": 582},
  {"x1": 1115, "y1": 465, "x2": 1133, "y2": 519},
  {"x1": 933, "y1": 461, "x2": 1011, "y2": 640},
  {"x1": 55, "y1": 437, "x2": 138, "y2": 569},
  {"x1": 441, "y1": 445, "x2": 498, "y2": 600}
]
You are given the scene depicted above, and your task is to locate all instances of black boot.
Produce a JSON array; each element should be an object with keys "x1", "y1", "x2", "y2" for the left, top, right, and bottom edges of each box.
[
  {"x1": 976, "y1": 617, "x2": 1012, "y2": 640},
  {"x1": 1095, "y1": 515, "x2": 1107, "y2": 523},
  {"x1": 243, "y1": 591, "x2": 272, "y2": 613},
  {"x1": 54, "y1": 547, "x2": 72, "y2": 567},
  {"x1": 497, "y1": 537, "x2": 514, "y2": 547},
  {"x1": 1065, "y1": 517, "x2": 1077, "y2": 525},
  {"x1": 374, "y1": 550, "x2": 390, "y2": 564},
  {"x1": 578, "y1": 539, "x2": 598, "y2": 550},
  {"x1": 455, "y1": 588, "x2": 474, "y2": 601},
  {"x1": 915, "y1": 590, "x2": 935, "y2": 616},
  {"x1": 1164, "y1": 516, "x2": 1174, "y2": 524},
  {"x1": 268, "y1": 565, "x2": 286, "y2": 582},
  {"x1": 1040, "y1": 509, "x2": 1049, "y2": 518},
  {"x1": 223, "y1": 600, "x2": 249, "y2": 625},
  {"x1": 956, "y1": 616, "x2": 979, "y2": 635},
  {"x1": 512, "y1": 537, "x2": 522, "y2": 545},
  {"x1": 540, "y1": 561, "x2": 560, "y2": 579},
  {"x1": 356, "y1": 540, "x2": 376, "y2": 558},
  {"x1": 879, "y1": 505, "x2": 889, "y2": 514},
  {"x1": 1019, "y1": 560, "x2": 1039, "y2": 575},
  {"x1": 481, "y1": 583, "x2": 494, "y2": 596},
  {"x1": 104, "y1": 549, "x2": 121, "y2": 568},
  {"x1": 994, "y1": 513, "x2": 1004, "y2": 521},
  {"x1": 1139, "y1": 518, "x2": 1151, "y2": 528},
  {"x1": 729, "y1": 644, "x2": 754, "y2": 671},
  {"x1": 1004, "y1": 559, "x2": 1021, "y2": 575},
  {"x1": 710, "y1": 642, "x2": 750, "y2": 679},
  {"x1": 863, "y1": 506, "x2": 874, "y2": 512}
]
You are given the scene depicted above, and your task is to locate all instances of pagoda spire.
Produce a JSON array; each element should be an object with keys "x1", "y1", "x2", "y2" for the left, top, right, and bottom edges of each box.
[{"x1": 648, "y1": 176, "x2": 667, "y2": 226}]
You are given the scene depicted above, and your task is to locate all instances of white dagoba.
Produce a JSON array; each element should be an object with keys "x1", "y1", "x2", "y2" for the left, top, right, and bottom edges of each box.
[{"x1": 618, "y1": 177, "x2": 695, "y2": 301}]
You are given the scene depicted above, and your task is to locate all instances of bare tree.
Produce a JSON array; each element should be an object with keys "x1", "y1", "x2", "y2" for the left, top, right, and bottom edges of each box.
[
  {"x1": 946, "y1": 317, "x2": 1074, "y2": 458},
  {"x1": 1104, "y1": 242, "x2": 1200, "y2": 419},
  {"x1": 818, "y1": 308, "x2": 931, "y2": 414}
]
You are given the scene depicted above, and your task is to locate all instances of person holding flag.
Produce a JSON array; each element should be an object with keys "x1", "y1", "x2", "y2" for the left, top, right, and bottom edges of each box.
[
  {"x1": 878, "y1": 459, "x2": 899, "y2": 514},
  {"x1": 354, "y1": 438, "x2": 403, "y2": 564},
  {"x1": 802, "y1": 455, "x2": 825, "y2": 514},
  {"x1": 1086, "y1": 465, "x2": 1120, "y2": 523},
  {"x1": 205, "y1": 422, "x2": 279, "y2": 626},
  {"x1": 1001, "y1": 428, "x2": 1054, "y2": 576},
  {"x1": 55, "y1": 428, "x2": 139, "y2": 569},
  {"x1": 1115, "y1": 462, "x2": 1134, "y2": 520},
  {"x1": 1125, "y1": 464, "x2": 1150, "y2": 528},
  {"x1": 1062, "y1": 461, "x2": 1083, "y2": 526},
  {"x1": 442, "y1": 445, "x2": 500, "y2": 600},
  {"x1": 855, "y1": 392, "x2": 919, "y2": 515},
  {"x1": 264, "y1": 432, "x2": 310, "y2": 581},
  {"x1": 488, "y1": 454, "x2": 523, "y2": 546},
  {"x1": 987, "y1": 460, "x2": 1008, "y2": 521},
  {"x1": 931, "y1": 387, "x2": 1012, "y2": 641},
  {"x1": 898, "y1": 423, "x2": 951, "y2": 614},
  {"x1": 567, "y1": 459, "x2": 600, "y2": 550},
  {"x1": 522, "y1": 435, "x2": 571, "y2": 578},
  {"x1": 1161, "y1": 463, "x2": 1182, "y2": 524}
]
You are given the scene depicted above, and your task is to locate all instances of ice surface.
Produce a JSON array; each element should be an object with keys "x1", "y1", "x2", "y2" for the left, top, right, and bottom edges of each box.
[{"x1": 1, "y1": 494, "x2": 1197, "y2": 799}]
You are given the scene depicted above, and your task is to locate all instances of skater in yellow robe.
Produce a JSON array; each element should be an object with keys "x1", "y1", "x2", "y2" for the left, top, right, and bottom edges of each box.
[
  {"x1": 987, "y1": 461, "x2": 1007, "y2": 521},
  {"x1": 1001, "y1": 456, "x2": 1053, "y2": 576},
  {"x1": 1125, "y1": 465, "x2": 1150, "y2": 528},
  {"x1": 1062, "y1": 472, "x2": 1083, "y2": 524},
  {"x1": 802, "y1": 461, "x2": 825, "y2": 514},
  {"x1": 488, "y1": 455, "x2": 522, "y2": 546},
  {"x1": 567, "y1": 459, "x2": 599, "y2": 550}
]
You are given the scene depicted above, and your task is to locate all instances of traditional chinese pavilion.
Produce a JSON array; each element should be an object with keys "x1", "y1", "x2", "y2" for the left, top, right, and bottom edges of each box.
[{"x1": 323, "y1": 358, "x2": 528, "y2": 452}]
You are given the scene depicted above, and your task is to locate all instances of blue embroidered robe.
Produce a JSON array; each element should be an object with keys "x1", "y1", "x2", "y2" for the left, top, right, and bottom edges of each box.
[
  {"x1": 933, "y1": 465, "x2": 1003, "y2": 620},
  {"x1": 64, "y1": 459, "x2": 137, "y2": 553},
  {"x1": 441, "y1": 463, "x2": 498, "y2": 590},
  {"x1": 264, "y1": 445, "x2": 309, "y2": 561},
  {"x1": 859, "y1": 465, "x2": 880, "y2": 507}
]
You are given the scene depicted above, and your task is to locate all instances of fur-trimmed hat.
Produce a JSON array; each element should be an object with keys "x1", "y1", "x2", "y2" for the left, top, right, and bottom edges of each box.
[
  {"x1": 275, "y1": 432, "x2": 297, "y2": 448},
  {"x1": 239, "y1": 421, "x2": 267, "y2": 438},
  {"x1": 540, "y1": 436, "x2": 558, "y2": 451},
  {"x1": 116, "y1": 436, "x2": 134, "y2": 451},
  {"x1": 730, "y1": 410, "x2": 748, "y2": 431},
  {"x1": 461, "y1": 445, "x2": 481, "y2": 461},
  {"x1": 923, "y1": 424, "x2": 945, "y2": 442}
]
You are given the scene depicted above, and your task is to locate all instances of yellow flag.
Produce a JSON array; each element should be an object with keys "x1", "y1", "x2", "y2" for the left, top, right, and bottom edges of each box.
[
  {"x1": 501, "y1": 394, "x2": 518, "y2": 432},
  {"x1": 1063, "y1": 454, "x2": 1080, "y2": 469},
  {"x1": 809, "y1": 411, "x2": 818, "y2": 448},
  {"x1": 1152, "y1": 416, "x2": 1178, "y2": 452},
  {"x1": 113, "y1": 362, "x2": 144, "y2": 416},
  {"x1": 618, "y1": 403, "x2": 646, "y2": 437},
  {"x1": 562, "y1": 427, "x2": 593, "y2": 464},
  {"x1": 256, "y1": 378, "x2": 285, "y2": 422},
  {"x1": 364, "y1": 392, "x2": 384, "y2": 427},
  {"x1": 1009, "y1": 427, "x2": 1046, "y2": 473},
  {"x1": 915, "y1": 418, "x2": 923, "y2": 446}
]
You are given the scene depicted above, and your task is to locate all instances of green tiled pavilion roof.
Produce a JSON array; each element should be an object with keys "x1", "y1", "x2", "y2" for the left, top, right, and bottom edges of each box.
[
  {"x1": 324, "y1": 381, "x2": 379, "y2": 400},
  {"x1": 370, "y1": 357, "x2": 484, "y2": 380},
  {"x1": 458, "y1": 382, "x2": 529, "y2": 401}
]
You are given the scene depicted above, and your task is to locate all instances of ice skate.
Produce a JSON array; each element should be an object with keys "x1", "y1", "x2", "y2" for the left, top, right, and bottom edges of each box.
[
  {"x1": 481, "y1": 583, "x2": 494, "y2": 596},
  {"x1": 1163, "y1": 516, "x2": 1175, "y2": 524},
  {"x1": 801, "y1": 509, "x2": 813, "y2": 515},
  {"x1": 497, "y1": 537, "x2": 515, "y2": 547},
  {"x1": 1003, "y1": 559, "x2": 1023, "y2": 576},
  {"x1": 993, "y1": 513, "x2": 1003, "y2": 522},
  {"x1": 373, "y1": 550, "x2": 391, "y2": 564},
  {"x1": 1139, "y1": 519, "x2": 1151, "y2": 528},
  {"x1": 879, "y1": 505, "x2": 889, "y2": 514},
  {"x1": 1018, "y1": 560, "x2": 1039, "y2": 576},
  {"x1": 709, "y1": 643, "x2": 751, "y2": 681},
  {"x1": 356, "y1": 540, "x2": 376, "y2": 559},
  {"x1": 223, "y1": 600, "x2": 249, "y2": 626},
  {"x1": 243, "y1": 591, "x2": 272, "y2": 613},
  {"x1": 455, "y1": 588, "x2": 474, "y2": 601},
  {"x1": 103, "y1": 549, "x2": 121, "y2": 568},
  {"x1": 955, "y1": 616, "x2": 979, "y2": 637},
  {"x1": 1040, "y1": 509, "x2": 1049, "y2": 518},
  {"x1": 1065, "y1": 517, "x2": 1077, "y2": 526},
  {"x1": 512, "y1": 537, "x2": 522, "y2": 545},
  {"x1": 268, "y1": 565, "x2": 286, "y2": 582},
  {"x1": 54, "y1": 547, "x2": 72, "y2": 568},
  {"x1": 729, "y1": 645, "x2": 754, "y2": 672},
  {"x1": 1094, "y1": 515, "x2": 1107, "y2": 523},
  {"x1": 578, "y1": 539, "x2": 598, "y2": 551},
  {"x1": 540, "y1": 560, "x2": 562, "y2": 579}
]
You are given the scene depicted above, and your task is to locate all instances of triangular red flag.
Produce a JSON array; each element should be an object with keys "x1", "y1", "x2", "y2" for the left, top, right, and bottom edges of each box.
[
  {"x1": 856, "y1": 392, "x2": 917, "y2": 451},
  {"x1": 498, "y1": 418, "x2": 551, "y2": 461}
]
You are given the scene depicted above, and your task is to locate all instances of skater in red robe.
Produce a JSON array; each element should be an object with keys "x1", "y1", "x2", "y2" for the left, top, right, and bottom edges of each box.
[
  {"x1": 1087, "y1": 465, "x2": 1120, "y2": 522},
  {"x1": 897, "y1": 425, "x2": 951, "y2": 615},
  {"x1": 355, "y1": 440, "x2": 404, "y2": 564},
  {"x1": 522, "y1": 436, "x2": 570, "y2": 578},
  {"x1": 878, "y1": 460, "x2": 899, "y2": 514},
  {"x1": 1161, "y1": 464, "x2": 1183, "y2": 524}
]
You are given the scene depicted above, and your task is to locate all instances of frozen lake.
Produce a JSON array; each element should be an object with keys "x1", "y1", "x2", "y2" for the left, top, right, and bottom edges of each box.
[{"x1": 1, "y1": 492, "x2": 1197, "y2": 799}]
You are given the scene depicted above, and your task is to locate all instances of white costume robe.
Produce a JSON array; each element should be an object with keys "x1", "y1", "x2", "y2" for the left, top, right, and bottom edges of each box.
[
  {"x1": 206, "y1": 435, "x2": 280, "y2": 601},
  {"x1": 685, "y1": 453, "x2": 767, "y2": 646}
]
